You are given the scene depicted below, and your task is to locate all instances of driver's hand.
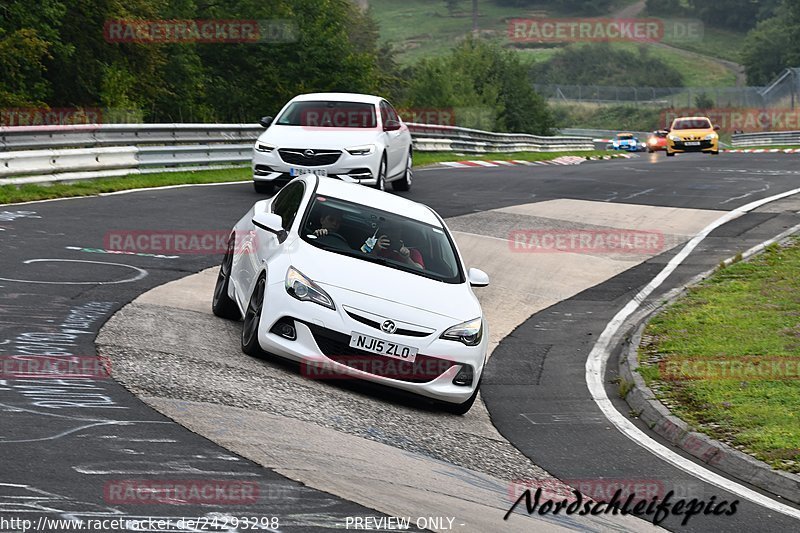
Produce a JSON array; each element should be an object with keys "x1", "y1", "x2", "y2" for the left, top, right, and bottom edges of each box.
[
  {"x1": 398, "y1": 243, "x2": 410, "y2": 258},
  {"x1": 377, "y1": 235, "x2": 390, "y2": 250},
  {"x1": 314, "y1": 228, "x2": 329, "y2": 236}
]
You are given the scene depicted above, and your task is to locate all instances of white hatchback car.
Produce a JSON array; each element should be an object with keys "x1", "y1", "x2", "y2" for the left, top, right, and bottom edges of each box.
[
  {"x1": 252, "y1": 93, "x2": 414, "y2": 194},
  {"x1": 212, "y1": 175, "x2": 490, "y2": 414}
]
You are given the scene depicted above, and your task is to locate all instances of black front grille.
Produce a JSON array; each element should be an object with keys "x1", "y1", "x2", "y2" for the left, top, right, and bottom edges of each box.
[
  {"x1": 279, "y1": 149, "x2": 341, "y2": 166},
  {"x1": 307, "y1": 324, "x2": 454, "y2": 383},
  {"x1": 345, "y1": 310, "x2": 432, "y2": 338}
]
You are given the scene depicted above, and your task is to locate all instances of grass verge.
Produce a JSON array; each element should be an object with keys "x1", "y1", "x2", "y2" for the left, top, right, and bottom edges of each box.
[
  {"x1": 638, "y1": 240, "x2": 800, "y2": 473},
  {"x1": 0, "y1": 167, "x2": 252, "y2": 205},
  {"x1": 0, "y1": 150, "x2": 610, "y2": 205}
]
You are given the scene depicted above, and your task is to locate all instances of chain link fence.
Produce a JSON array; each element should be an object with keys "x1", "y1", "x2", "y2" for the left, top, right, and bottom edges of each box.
[{"x1": 534, "y1": 68, "x2": 800, "y2": 109}]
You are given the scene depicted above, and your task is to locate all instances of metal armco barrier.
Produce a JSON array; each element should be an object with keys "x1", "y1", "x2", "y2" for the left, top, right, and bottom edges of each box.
[
  {"x1": 0, "y1": 123, "x2": 593, "y2": 185},
  {"x1": 732, "y1": 131, "x2": 800, "y2": 147}
]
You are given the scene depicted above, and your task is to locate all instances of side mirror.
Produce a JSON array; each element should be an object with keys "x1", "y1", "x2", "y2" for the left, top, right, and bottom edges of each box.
[
  {"x1": 259, "y1": 116, "x2": 273, "y2": 128},
  {"x1": 467, "y1": 268, "x2": 489, "y2": 288},
  {"x1": 713, "y1": 125, "x2": 720, "y2": 131},
  {"x1": 384, "y1": 119, "x2": 402, "y2": 132},
  {"x1": 252, "y1": 211, "x2": 287, "y2": 243}
]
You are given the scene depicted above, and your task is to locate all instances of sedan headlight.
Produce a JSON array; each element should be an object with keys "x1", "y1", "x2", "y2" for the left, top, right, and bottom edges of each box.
[
  {"x1": 255, "y1": 142, "x2": 276, "y2": 153},
  {"x1": 704, "y1": 134, "x2": 718, "y2": 140},
  {"x1": 669, "y1": 135, "x2": 681, "y2": 142},
  {"x1": 285, "y1": 267, "x2": 335, "y2": 310},
  {"x1": 345, "y1": 144, "x2": 376, "y2": 156},
  {"x1": 441, "y1": 317, "x2": 483, "y2": 346}
]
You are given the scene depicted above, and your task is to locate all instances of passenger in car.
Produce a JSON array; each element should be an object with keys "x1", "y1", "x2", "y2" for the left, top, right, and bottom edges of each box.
[{"x1": 373, "y1": 223, "x2": 425, "y2": 269}]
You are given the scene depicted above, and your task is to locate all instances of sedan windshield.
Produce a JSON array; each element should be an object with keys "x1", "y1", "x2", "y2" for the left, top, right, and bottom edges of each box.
[
  {"x1": 300, "y1": 195, "x2": 464, "y2": 284},
  {"x1": 276, "y1": 101, "x2": 377, "y2": 128},
  {"x1": 672, "y1": 119, "x2": 712, "y2": 130}
]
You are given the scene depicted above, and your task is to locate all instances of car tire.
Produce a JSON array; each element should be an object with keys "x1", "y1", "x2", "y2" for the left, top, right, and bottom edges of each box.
[
  {"x1": 442, "y1": 379, "x2": 481, "y2": 415},
  {"x1": 711, "y1": 150, "x2": 719, "y2": 155},
  {"x1": 666, "y1": 151, "x2": 675, "y2": 157},
  {"x1": 241, "y1": 275, "x2": 266, "y2": 357},
  {"x1": 392, "y1": 150, "x2": 413, "y2": 192},
  {"x1": 374, "y1": 155, "x2": 387, "y2": 192},
  {"x1": 212, "y1": 238, "x2": 240, "y2": 320},
  {"x1": 254, "y1": 181, "x2": 274, "y2": 195}
]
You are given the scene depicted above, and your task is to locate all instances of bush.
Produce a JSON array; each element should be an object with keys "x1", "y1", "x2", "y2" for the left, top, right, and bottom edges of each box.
[{"x1": 530, "y1": 43, "x2": 684, "y2": 88}]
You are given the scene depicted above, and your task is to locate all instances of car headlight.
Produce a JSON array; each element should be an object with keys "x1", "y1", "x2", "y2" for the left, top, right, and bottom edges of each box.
[
  {"x1": 285, "y1": 267, "x2": 335, "y2": 310},
  {"x1": 255, "y1": 142, "x2": 276, "y2": 153},
  {"x1": 345, "y1": 144, "x2": 376, "y2": 156},
  {"x1": 441, "y1": 317, "x2": 483, "y2": 346},
  {"x1": 669, "y1": 135, "x2": 681, "y2": 142},
  {"x1": 704, "y1": 134, "x2": 718, "y2": 140}
]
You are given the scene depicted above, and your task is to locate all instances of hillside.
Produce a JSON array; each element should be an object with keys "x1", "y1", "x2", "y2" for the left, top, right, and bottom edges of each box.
[{"x1": 368, "y1": 0, "x2": 744, "y2": 88}]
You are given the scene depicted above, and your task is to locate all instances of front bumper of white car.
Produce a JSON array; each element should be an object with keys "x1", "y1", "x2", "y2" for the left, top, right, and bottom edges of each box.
[
  {"x1": 256, "y1": 279, "x2": 487, "y2": 404},
  {"x1": 252, "y1": 146, "x2": 382, "y2": 188}
]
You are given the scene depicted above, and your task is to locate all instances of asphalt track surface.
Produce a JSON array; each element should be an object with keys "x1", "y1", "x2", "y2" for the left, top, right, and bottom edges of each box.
[{"x1": 1, "y1": 151, "x2": 800, "y2": 531}]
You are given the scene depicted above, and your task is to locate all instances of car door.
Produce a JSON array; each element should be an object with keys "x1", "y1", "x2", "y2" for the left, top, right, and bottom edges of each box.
[
  {"x1": 380, "y1": 101, "x2": 404, "y2": 179},
  {"x1": 241, "y1": 180, "x2": 307, "y2": 304}
]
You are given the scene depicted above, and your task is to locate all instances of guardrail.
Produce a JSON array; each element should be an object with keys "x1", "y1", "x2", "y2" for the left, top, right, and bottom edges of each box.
[
  {"x1": 0, "y1": 123, "x2": 593, "y2": 185},
  {"x1": 731, "y1": 131, "x2": 800, "y2": 147}
]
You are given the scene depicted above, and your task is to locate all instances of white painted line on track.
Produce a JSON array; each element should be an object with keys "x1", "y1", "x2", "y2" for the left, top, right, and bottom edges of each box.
[{"x1": 586, "y1": 186, "x2": 800, "y2": 520}]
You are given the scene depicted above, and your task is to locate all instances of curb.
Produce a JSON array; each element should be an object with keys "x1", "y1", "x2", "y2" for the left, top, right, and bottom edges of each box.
[
  {"x1": 618, "y1": 234, "x2": 800, "y2": 505},
  {"x1": 726, "y1": 148, "x2": 800, "y2": 154},
  {"x1": 437, "y1": 153, "x2": 633, "y2": 168}
]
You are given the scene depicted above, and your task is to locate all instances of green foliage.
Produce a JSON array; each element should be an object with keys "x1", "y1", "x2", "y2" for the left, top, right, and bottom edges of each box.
[
  {"x1": 552, "y1": 104, "x2": 665, "y2": 131},
  {"x1": 491, "y1": 0, "x2": 613, "y2": 15},
  {"x1": 531, "y1": 43, "x2": 684, "y2": 88},
  {"x1": 686, "y1": 0, "x2": 780, "y2": 32},
  {"x1": 403, "y1": 38, "x2": 555, "y2": 134},
  {"x1": 694, "y1": 92, "x2": 714, "y2": 110},
  {"x1": 1, "y1": 0, "x2": 396, "y2": 122},
  {"x1": 742, "y1": 0, "x2": 800, "y2": 85}
]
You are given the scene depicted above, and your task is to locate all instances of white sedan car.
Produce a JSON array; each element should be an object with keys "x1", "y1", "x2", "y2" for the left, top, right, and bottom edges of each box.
[
  {"x1": 252, "y1": 92, "x2": 414, "y2": 194},
  {"x1": 212, "y1": 175, "x2": 490, "y2": 414}
]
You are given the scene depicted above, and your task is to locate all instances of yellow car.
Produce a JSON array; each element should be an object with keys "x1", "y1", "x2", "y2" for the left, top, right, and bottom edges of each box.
[{"x1": 665, "y1": 116, "x2": 720, "y2": 157}]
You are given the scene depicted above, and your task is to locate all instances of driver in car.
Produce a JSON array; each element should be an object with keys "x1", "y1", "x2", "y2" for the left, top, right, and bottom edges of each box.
[{"x1": 313, "y1": 207, "x2": 342, "y2": 237}]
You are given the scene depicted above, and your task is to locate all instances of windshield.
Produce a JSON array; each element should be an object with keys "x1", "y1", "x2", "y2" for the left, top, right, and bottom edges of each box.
[
  {"x1": 672, "y1": 119, "x2": 712, "y2": 130},
  {"x1": 617, "y1": 134, "x2": 634, "y2": 140},
  {"x1": 275, "y1": 101, "x2": 377, "y2": 128},
  {"x1": 300, "y1": 195, "x2": 463, "y2": 284}
]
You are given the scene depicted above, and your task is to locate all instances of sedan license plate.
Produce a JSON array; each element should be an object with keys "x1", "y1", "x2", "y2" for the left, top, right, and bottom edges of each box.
[
  {"x1": 349, "y1": 332, "x2": 418, "y2": 363},
  {"x1": 684, "y1": 141, "x2": 701, "y2": 146},
  {"x1": 290, "y1": 168, "x2": 327, "y2": 177}
]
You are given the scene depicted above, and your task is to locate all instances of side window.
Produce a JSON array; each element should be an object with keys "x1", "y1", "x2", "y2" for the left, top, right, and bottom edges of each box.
[
  {"x1": 271, "y1": 182, "x2": 305, "y2": 229},
  {"x1": 385, "y1": 101, "x2": 400, "y2": 123},
  {"x1": 379, "y1": 102, "x2": 390, "y2": 126}
]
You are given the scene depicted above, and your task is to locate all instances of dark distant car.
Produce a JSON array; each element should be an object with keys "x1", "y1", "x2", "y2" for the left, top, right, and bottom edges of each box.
[
  {"x1": 610, "y1": 133, "x2": 645, "y2": 152},
  {"x1": 646, "y1": 130, "x2": 669, "y2": 152}
]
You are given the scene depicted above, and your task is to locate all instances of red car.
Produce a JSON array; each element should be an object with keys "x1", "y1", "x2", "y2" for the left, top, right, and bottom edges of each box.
[{"x1": 647, "y1": 130, "x2": 668, "y2": 152}]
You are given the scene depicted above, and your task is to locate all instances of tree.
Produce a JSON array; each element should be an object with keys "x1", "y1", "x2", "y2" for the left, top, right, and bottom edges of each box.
[
  {"x1": 742, "y1": 0, "x2": 800, "y2": 85},
  {"x1": 0, "y1": 0, "x2": 66, "y2": 106},
  {"x1": 404, "y1": 38, "x2": 554, "y2": 134}
]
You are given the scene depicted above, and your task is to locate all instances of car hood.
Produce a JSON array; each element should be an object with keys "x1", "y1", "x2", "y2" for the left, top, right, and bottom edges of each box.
[
  {"x1": 671, "y1": 129, "x2": 714, "y2": 139},
  {"x1": 291, "y1": 244, "x2": 480, "y2": 323},
  {"x1": 260, "y1": 125, "x2": 384, "y2": 149}
]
